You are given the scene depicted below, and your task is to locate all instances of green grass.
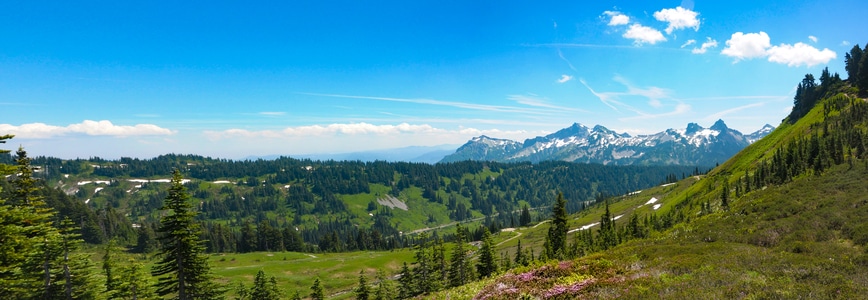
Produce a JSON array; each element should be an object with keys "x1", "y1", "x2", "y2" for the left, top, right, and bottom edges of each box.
[{"x1": 209, "y1": 249, "x2": 414, "y2": 298}]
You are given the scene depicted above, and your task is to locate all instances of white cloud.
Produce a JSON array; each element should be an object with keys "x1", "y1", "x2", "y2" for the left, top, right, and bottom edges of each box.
[
  {"x1": 556, "y1": 74, "x2": 573, "y2": 83},
  {"x1": 507, "y1": 94, "x2": 588, "y2": 112},
  {"x1": 206, "y1": 122, "x2": 444, "y2": 139},
  {"x1": 691, "y1": 37, "x2": 718, "y2": 54},
  {"x1": 0, "y1": 120, "x2": 175, "y2": 139},
  {"x1": 704, "y1": 102, "x2": 765, "y2": 121},
  {"x1": 603, "y1": 11, "x2": 630, "y2": 26},
  {"x1": 841, "y1": 40, "x2": 850, "y2": 46},
  {"x1": 653, "y1": 7, "x2": 700, "y2": 34},
  {"x1": 808, "y1": 35, "x2": 818, "y2": 43},
  {"x1": 681, "y1": 39, "x2": 696, "y2": 48},
  {"x1": 259, "y1": 112, "x2": 285, "y2": 116},
  {"x1": 721, "y1": 32, "x2": 771, "y2": 62},
  {"x1": 767, "y1": 43, "x2": 836, "y2": 67},
  {"x1": 623, "y1": 24, "x2": 666, "y2": 45},
  {"x1": 721, "y1": 32, "x2": 836, "y2": 67}
]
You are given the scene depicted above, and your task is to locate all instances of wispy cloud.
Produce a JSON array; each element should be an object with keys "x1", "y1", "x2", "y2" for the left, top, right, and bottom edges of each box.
[
  {"x1": 203, "y1": 122, "x2": 535, "y2": 141},
  {"x1": 0, "y1": 120, "x2": 175, "y2": 139},
  {"x1": 258, "y1": 111, "x2": 286, "y2": 116},
  {"x1": 808, "y1": 35, "x2": 818, "y2": 43},
  {"x1": 557, "y1": 48, "x2": 578, "y2": 72},
  {"x1": 703, "y1": 102, "x2": 765, "y2": 121},
  {"x1": 556, "y1": 74, "x2": 574, "y2": 83},
  {"x1": 298, "y1": 92, "x2": 558, "y2": 115},
  {"x1": 581, "y1": 76, "x2": 688, "y2": 120},
  {"x1": 678, "y1": 95, "x2": 787, "y2": 101},
  {"x1": 681, "y1": 40, "x2": 697, "y2": 48},
  {"x1": 691, "y1": 37, "x2": 718, "y2": 54},
  {"x1": 507, "y1": 94, "x2": 588, "y2": 113},
  {"x1": 619, "y1": 103, "x2": 691, "y2": 121}
]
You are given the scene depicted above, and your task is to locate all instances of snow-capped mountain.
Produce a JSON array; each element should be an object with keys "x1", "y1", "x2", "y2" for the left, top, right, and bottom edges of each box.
[
  {"x1": 440, "y1": 120, "x2": 775, "y2": 166},
  {"x1": 746, "y1": 124, "x2": 775, "y2": 143}
]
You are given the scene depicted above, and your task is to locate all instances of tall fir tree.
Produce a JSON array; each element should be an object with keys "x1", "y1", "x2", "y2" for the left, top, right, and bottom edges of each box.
[
  {"x1": 309, "y1": 278, "x2": 324, "y2": 300},
  {"x1": 151, "y1": 169, "x2": 222, "y2": 300},
  {"x1": 447, "y1": 223, "x2": 475, "y2": 287},
  {"x1": 545, "y1": 193, "x2": 568, "y2": 260},
  {"x1": 355, "y1": 270, "x2": 370, "y2": 300},
  {"x1": 476, "y1": 227, "x2": 498, "y2": 278}
]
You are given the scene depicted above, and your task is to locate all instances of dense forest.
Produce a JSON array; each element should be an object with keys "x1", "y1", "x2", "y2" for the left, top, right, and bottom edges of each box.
[{"x1": 2, "y1": 151, "x2": 702, "y2": 254}]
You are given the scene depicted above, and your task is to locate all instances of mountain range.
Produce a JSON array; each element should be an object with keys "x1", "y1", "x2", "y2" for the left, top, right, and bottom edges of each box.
[{"x1": 441, "y1": 120, "x2": 775, "y2": 166}]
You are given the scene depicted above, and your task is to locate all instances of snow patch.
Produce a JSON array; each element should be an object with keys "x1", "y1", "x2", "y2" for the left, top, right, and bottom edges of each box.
[
  {"x1": 85, "y1": 199, "x2": 90, "y2": 204},
  {"x1": 376, "y1": 195, "x2": 409, "y2": 211},
  {"x1": 212, "y1": 180, "x2": 232, "y2": 184},
  {"x1": 653, "y1": 204, "x2": 661, "y2": 210},
  {"x1": 628, "y1": 190, "x2": 642, "y2": 196},
  {"x1": 645, "y1": 197, "x2": 658, "y2": 205},
  {"x1": 77, "y1": 180, "x2": 110, "y2": 186},
  {"x1": 613, "y1": 214, "x2": 623, "y2": 220},
  {"x1": 660, "y1": 183, "x2": 675, "y2": 187},
  {"x1": 570, "y1": 222, "x2": 600, "y2": 232},
  {"x1": 94, "y1": 187, "x2": 104, "y2": 194}
]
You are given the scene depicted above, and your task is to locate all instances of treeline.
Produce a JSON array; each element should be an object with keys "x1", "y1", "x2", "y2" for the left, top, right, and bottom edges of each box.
[{"x1": 12, "y1": 149, "x2": 702, "y2": 254}]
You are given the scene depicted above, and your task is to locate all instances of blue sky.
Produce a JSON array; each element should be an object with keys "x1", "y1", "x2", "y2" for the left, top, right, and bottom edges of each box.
[{"x1": 1, "y1": 0, "x2": 865, "y2": 159}]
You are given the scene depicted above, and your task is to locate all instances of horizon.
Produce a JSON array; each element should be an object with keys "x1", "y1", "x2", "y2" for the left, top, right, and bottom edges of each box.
[{"x1": 1, "y1": 1, "x2": 864, "y2": 159}]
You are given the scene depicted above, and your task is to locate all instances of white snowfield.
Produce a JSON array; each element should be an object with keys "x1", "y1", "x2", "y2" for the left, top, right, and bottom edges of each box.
[
  {"x1": 645, "y1": 197, "x2": 658, "y2": 205},
  {"x1": 212, "y1": 180, "x2": 232, "y2": 184},
  {"x1": 77, "y1": 180, "x2": 111, "y2": 185}
]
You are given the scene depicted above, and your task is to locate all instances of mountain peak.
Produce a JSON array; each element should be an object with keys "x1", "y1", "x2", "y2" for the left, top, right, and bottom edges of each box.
[
  {"x1": 710, "y1": 119, "x2": 729, "y2": 131},
  {"x1": 685, "y1": 123, "x2": 704, "y2": 135}
]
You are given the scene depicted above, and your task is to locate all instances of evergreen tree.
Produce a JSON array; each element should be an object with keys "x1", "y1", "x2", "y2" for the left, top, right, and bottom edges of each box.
[
  {"x1": 249, "y1": 270, "x2": 281, "y2": 300},
  {"x1": 309, "y1": 278, "x2": 324, "y2": 300},
  {"x1": 845, "y1": 44, "x2": 863, "y2": 84},
  {"x1": 113, "y1": 258, "x2": 157, "y2": 300},
  {"x1": 447, "y1": 223, "x2": 474, "y2": 287},
  {"x1": 545, "y1": 193, "x2": 568, "y2": 259},
  {"x1": 519, "y1": 205, "x2": 532, "y2": 227},
  {"x1": 397, "y1": 262, "x2": 414, "y2": 299},
  {"x1": 355, "y1": 270, "x2": 370, "y2": 300},
  {"x1": 476, "y1": 227, "x2": 498, "y2": 278},
  {"x1": 598, "y1": 201, "x2": 618, "y2": 250},
  {"x1": 151, "y1": 169, "x2": 222, "y2": 300},
  {"x1": 11, "y1": 147, "x2": 64, "y2": 299},
  {"x1": 372, "y1": 270, "x2": 396, "y2": 300}
]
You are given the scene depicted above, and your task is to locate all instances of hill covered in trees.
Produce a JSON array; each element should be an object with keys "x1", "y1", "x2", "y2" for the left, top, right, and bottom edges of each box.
[{"x1": 10, "y1": 153, "x2": 701, "y2": 254}]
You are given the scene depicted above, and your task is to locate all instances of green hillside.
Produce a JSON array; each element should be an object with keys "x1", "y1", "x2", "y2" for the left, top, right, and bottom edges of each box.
[{"x1": 433, "y1": 87, "x2": 868, "y2": 297}]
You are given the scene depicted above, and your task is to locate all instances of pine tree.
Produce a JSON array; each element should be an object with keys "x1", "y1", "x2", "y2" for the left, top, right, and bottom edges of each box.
[
  {"x1": 309, "y1": 278, "x2": 324, "y2": 300},
  {"x1": 476, "y1": 227, "x2": 498, "y2": 278},
  {"x1": 397, "y1": 262, "x2": 414, "y2": 299},
  {"x1": 545, "y1": 193, "x2": 568, "y2": 259},
  {"x1": 114, "y1": 258, "x2": 157, "y2": 300},
  {"x1": 448, "y1": 223, "x2": 474, "y2": 287},
  {"x1": 373, "y1": 270, "x2": 396, "y2": 300},
  {"x1": 151, "y1": 169, "x2": 222, "y2": 300},
  {"x1": 355, "y1": 270, "x2": 370, "y2": 300},
  {"x1": 11, "y1": 147, "x2": 64, "y2": 299},
  {"x1": 519, "y1": 205, "x2": 532, "y2": 227},
  {"x1": 249, "y1": 270, "x2": 281, "y2": 300}
]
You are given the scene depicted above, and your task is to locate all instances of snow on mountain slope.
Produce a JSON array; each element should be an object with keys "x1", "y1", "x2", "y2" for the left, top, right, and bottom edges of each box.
[{"x1": 440, "y1": 120, "x2": 775, "y2": 166}]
